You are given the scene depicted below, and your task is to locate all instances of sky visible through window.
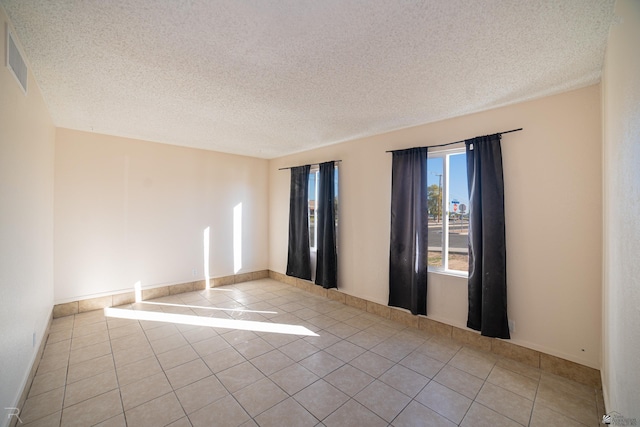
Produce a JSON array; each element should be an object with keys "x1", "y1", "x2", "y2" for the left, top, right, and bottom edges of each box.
[{"x1": 427, "y1": 153, "x2": 468, "y2": 208}]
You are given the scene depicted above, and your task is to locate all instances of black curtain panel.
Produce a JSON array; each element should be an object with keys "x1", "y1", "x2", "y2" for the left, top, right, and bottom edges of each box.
[
  {"x1": 315, "y1": 161, "x2": 338, "y2": 289},
  {"x1": 465, "y1": 134, "x2": 510, "y2": 338},
  {"x1": 389, "y1": 147, "x2": 429, "y2": 315},
  {"x1": 286, "y1": 165, "x2": 312, "y2": 280}
]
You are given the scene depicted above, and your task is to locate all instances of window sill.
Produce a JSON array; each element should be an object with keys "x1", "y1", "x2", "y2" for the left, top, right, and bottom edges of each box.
[{"x1": 427, "y1": 269, "x2": 468, "y2": 279}]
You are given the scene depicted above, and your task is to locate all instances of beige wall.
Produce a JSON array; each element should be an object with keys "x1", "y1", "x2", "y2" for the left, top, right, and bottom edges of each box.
[
  {"x1": 0, "y1": 7, "x2": 56, "y2": 420},
  {"x1": 269, "y1": 85, "x2": 602, "y2": 368},
  {"x1": 601, "y1": 0, "x2": 640, "y2": 419},
  {"x1": 55, "y1": 129, "x2": 269, "y2": 302}
]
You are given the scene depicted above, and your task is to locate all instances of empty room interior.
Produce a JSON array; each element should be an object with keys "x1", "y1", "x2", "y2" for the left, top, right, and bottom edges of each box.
[{"x1": 1, "y1": 1, "x2": 638, "y2": 426}]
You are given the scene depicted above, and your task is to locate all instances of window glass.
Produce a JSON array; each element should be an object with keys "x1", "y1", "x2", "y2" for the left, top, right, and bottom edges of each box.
[
  {"x1": 308, "y1": 170, "x2": 317, "y2": 249},
  {"x1": 427, "y1": 149, "x2": 468, "y2": 275},
  {"x1": 447, "y1": 153, "x2": 469, "y2": 272}
]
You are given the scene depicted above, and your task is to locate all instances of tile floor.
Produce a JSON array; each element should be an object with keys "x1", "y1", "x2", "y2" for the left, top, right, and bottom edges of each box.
[{"x1": 21, "y1": 278, "x2": 604, "y2": 426}]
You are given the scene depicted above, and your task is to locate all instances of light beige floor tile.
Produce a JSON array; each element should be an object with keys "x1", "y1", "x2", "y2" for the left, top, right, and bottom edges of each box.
[
  {"x1": 222, "y1": 329, "x2": 259, "y2": 346},
  {"x1": 535, "y1": 382, "x2": 598, "y2": 426},
  {"x1": 20, "y1": 410, "x2": 61, "y2": 427},
  {"x1": 217, "y1": 361, "x2": 266, "y2": 393},
  {"x1": 109, "y1": 331, "x2": 149, "y2": 352},
  {"x1": 415, "y1": 380, "x2": 472, "y2": 424},
  {"x1": 293, "y1": 379, "x2": 349, "y2": 421},
  {"x1": 66, "y1": 353, "x2": 114, "y2": 384},
  {"x1": 20, "y1": 387, "x2": 65, "y2": 424},
  {"x1": 112, "y1": 342, "x2": 155, "y2": 367},
  {"x1": 47, "y1": 329, "x2": 72, "y2": 344},
  {"x1": 68, "y1": 341, "x2": 111, "y2": 365},
  {"x1": 487, "y1": 365, "x2": 539, "y2": 400},
  {"x1": 259, "y1": 331, "x2": 298, "y2": 348},
  {"x1": 202, "y1": 347, "x2": 246, "y2": 373},
  {"x1": 369, "y1": 340, "x2": 416, "y2": 362},
  {"x1": 324, "y1": 365, "x2": 375, "y2": 396},
  {"x1": 106, "y1": 317, "x2": 139, "y2": 329},
  {"x1": 20, "y1": 283, "x2": 607, "y2": 427},
  {"x1": 399, "y1": 351, "x2": 445, "y2": 378},
  {"x1": 107, "y1": 323, "x2": 143, "y2": 340},
  {"x1": 378, "y1": 364, "x2": 430, "y2": 398},
  {"x1": 323, "y1": 322, "x2": 360, "y2": 339},
  {"x1": 188, "y1": 394, "x2": 250, "y2": 427},
  {"x1": 124, "y1": 392, "x2": 185, "y2": 427},
  {"x1": 299, "y1": 351, "x2": 345, "y2": 377},
  {"x1": 529, "y1": 402, "x2": 587, "y2": 427},
  {"x1": 307, "y1": 314, "x2": 338, "y2": 329},
  {"x1": 115, "y1": 356, "x2": 162, "y2": 386},
  {"x1": 476, "y1": 382, "x2": 533, "y2": 425},
  {"x1": 433, "y1": 365, "x2": 484, "y2": 399},
  {"x1": 36, "y1": 353, "x2": 69, "y2": 375},
  {"x1": 70, "y1": 330, "x2": 110, "y2": 350},
  {"x1": 72, "y1": 322, "x2": 107, "y2": 338},
  {"x1": 539, "y1": 372, "x2": 596, "y2": 402},
  {"x1": 234, "y1": 337, "x2": 275, "y2": 359},
  {"x1": 392, "y1": 400, "x2": 457, "y2": 427},
  {"x1": 43, "y1": 340, "x2": 71, "y2": 359},
  {"x1": 324, "y1": 399, "x2": 387, "y2": 427},
  {"x1": 460, "y1": 402, "x2": 521, "y2": 427},
  {"x1": 50, "y1": 316, "x2": 74, "y2": 332},
  {"x1": 250, "y1": 350, "x2": 294, "y2": 376},
  {"x1": 325, "y1": 340, "x2": 366, "y2": 362},
  {"x1": 496, "y1": 357, "x2": 542, "y2": 380},
  {"x1": 354, "y1": 380, "x2": 411, "y2": 422},
  {"x1": 233, "y1": 378, "x2": 288, "y2": 417},
  {"x1": 270, "y1": 364, "x2": 319, "y2": 395},
  {"x1": 279, "y1": 339, "x2": 320, "y2": 361},
  {"x1": 144, "y1": 323, "x2": 179, "y2": 341},
  {"x1": 254, "y1": 397, "x2": 318, "y2": 427},
  {"x1": 60, "y1": 389, "x2": 122, "y2": 427},
  {"x1": 345, "y1": 330, "x2": 386, "y2": 349},
  {"x1": 449, "y1": 350, "x2": 495, "y2": 379},
  {"x1": 181, "y1": 326, "x2": 218, "y2": 344},
  {"x1": 63, "y1": 369, "x2": 118, "y2": 407},
  {"x1": 349, "y1": 351, "x2": 395, "y2": 377},
  {"x1": 165, "y1": 358, "x2": 212, "y2": 389},
  {"x1": 414, "y1": 338, "x2": 461, "y2": 363},
  {"x1": 302, "y1": 331, "x2": 341, "y2": 350},
  {"x1": 175, "y1": 375, "x2": 228, "y2": 414},
  {"x1": 191, "y1": 335, "x2": 231, "y2": 357},
  {"x1": 166, "y1": 416, "x2": 193, "y2": 427},
  {"x1": 157, "y1": 345, "x2": 199, "y2": 370},
  {"x1": 28, "y1": 367, "x2": 67, "y2": 398},
  {"x1": 73, "y1": 311, "x2": 106, "y2": 326},
  {"x1": 94, "y1": 413, "x2": 126, "y2": 427},
  {"x1": 120, "y1": 372, "x2": 172, "y2": 410},
  {"x1": 150, "y1": 333, "x2": 189, "y2": 355}
]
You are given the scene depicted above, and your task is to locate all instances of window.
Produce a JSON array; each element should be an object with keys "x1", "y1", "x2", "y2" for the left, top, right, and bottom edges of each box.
[
  {"x1": 427, "y1": 148, "x2": 469, "y2": 275},
  {"x1": 308, "y1": 164, "x2": 339, "y2": 250}
]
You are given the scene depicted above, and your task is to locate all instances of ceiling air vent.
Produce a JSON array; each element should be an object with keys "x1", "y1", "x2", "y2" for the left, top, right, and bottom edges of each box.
[{"x1": 6, "y1": 26, "x2": 28, "y2": 94}]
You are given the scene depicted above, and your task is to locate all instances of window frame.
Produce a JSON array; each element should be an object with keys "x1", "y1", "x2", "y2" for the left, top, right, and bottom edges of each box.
[{"x1": 428, "y1": 146, "x2": 469, "y2": 277}]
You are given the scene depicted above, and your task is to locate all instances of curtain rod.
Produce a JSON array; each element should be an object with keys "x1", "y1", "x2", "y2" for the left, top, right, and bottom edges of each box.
[
  {"x1": 278, "y1": 160, "x2": 342, "y2": 171},
  {"x1": 385, "y1": 128, "x2": 523, "y2": 153}
]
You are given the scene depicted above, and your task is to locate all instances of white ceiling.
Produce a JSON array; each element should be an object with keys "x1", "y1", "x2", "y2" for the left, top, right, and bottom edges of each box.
[{"x1": 2, "y1": 0, "x2": 615, "y2": 159}]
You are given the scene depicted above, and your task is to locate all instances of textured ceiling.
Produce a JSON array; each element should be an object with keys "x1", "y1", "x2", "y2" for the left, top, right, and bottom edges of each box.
[{"x1": 1, "y1": 0, "x2": 615, "y2": 158}]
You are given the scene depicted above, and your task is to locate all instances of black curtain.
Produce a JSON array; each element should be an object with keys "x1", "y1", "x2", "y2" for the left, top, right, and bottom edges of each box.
[
  {"x1": 466, "y1": 134, "x2": 510, "y2": 338},
  {"x1": 315, "y1": 162, "x2": 338, "y2": 288},
  {"x1": 389, "y1": 148, "x2": 429, "y2": 315},
  {"x1": 286, "y1": 165, "x2": 312, "y2": 280}
]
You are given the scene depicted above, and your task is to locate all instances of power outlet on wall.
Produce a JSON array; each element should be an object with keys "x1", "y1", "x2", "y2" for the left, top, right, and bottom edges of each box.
[
  {"x1": 32, "y1": 331, "x2": 36, "y2": 347},
  {"x1": 508, "y1": 319, "x2": 515, "y2": 333},
  {"x1": 192, "y1": 269, "x2": 197, "y2": 277}
]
